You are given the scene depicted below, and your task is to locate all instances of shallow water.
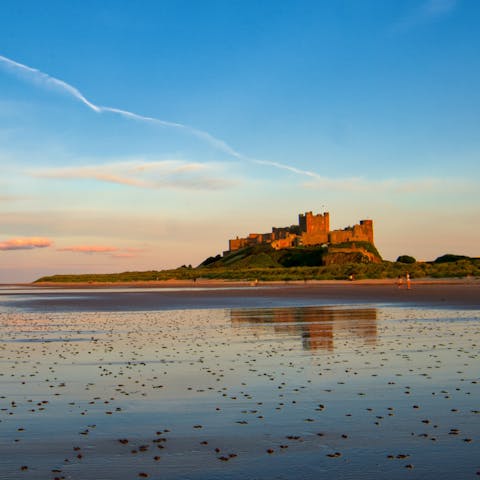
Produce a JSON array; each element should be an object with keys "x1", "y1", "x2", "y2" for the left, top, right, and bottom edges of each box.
[{"x1": 0, "y1": 305, "x2": 479, "y2": 479}]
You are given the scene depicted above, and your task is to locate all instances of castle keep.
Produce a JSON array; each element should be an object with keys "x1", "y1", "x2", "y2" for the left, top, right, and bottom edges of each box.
[{"x1": 228, "y1": 211, "x2": 374, "y2": 252}]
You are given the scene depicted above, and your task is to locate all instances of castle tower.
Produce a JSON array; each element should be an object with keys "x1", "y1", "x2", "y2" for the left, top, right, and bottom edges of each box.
[
  {"x1": 299, "y1": 211, "x2": 330, "y2": 234},
  {"x1": 299, "y1": 211, "x2": 329, "y2": 245},
  {"x1": 359, "y1": 220, "x2": 374, "y2": 243}
]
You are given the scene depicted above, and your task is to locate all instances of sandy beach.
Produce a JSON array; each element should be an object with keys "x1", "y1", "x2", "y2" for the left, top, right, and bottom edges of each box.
[
  {"x1": 1, "y1": 279, "x2": 479, "y2": 312},
  {"x1": 30, "y1": 277, "x2": 480, "y2": 289}
]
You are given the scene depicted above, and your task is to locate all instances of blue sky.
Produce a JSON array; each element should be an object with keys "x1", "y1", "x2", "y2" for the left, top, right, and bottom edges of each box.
[{"x1": 0, "y1": 0, "x2": 479, "y2": 281}]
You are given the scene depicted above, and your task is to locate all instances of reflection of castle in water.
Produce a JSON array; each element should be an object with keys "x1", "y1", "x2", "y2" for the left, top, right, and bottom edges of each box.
[{"x1": 230, "y1": 306, "x2": 377, "y2": 351}]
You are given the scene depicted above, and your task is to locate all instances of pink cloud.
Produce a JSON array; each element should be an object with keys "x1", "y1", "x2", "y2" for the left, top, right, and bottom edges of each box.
[
  {"x1": 0, "y1": 237, "x2": 53, "y2": 251},
  {"x1": 58, "y1": 245, "x2": 118, "y2": 254}
]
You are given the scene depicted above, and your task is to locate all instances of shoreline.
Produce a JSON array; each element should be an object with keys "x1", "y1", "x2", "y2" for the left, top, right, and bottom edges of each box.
[
  {"x1": 9, "y1": 276, "x2": 480, "y2": 289},
  {"x1": 1, "y1": 279, "x2": 479, "y2": 311}
]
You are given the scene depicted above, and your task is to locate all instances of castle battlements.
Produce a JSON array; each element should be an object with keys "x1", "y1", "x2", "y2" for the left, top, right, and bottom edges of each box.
[{"x1": 227, "y1": 211, "x2": 374, "y2": 252}]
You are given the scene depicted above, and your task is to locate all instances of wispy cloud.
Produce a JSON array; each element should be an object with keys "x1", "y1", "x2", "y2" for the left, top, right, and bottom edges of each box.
[
  {"x1": 303, "y1": 175, "x2": 474, "y2": 193},
  {"x1": 0, "y1": 53, "x2": 317, "y2": 180},
  {"x1": 57, "y1": 245, "x2": 145, "y2": 259},
  {"x1": 58, "y1": 245, "x2": 118, "y2": 254},
  {"x1": 392, "y1": 0, "x2": 458, "y2": 32},
  {"x1": 0, "y1": 237, "x2": 53, "y2": 251},
  {"x1": 29, "y1": 159, "x2": 236, "y2": 190},
  {"x1": 15, "y1": 149, "x2": 480, "y2": 198}
]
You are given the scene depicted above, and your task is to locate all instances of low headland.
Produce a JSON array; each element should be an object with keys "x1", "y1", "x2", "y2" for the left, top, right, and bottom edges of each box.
[{"x1": 34, "y1": 245, "x2": 479, "y2": 286}]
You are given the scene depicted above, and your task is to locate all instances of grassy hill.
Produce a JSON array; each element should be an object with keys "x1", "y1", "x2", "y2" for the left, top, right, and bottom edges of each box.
[{"x1": 200, "y1": 242, "x2": 382, "y2": 269}]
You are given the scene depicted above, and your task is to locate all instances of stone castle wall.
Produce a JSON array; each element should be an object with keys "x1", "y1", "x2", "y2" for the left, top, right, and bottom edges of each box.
[
  {"x1": 328, "y1": 220, "x2": 374, "y2": 244},
  {"x1": 228, "y1": 212, "x2": 374, "y2": 252},
  {"x1": 271, "y1": 233, "x2": 298, "y2": 250}
]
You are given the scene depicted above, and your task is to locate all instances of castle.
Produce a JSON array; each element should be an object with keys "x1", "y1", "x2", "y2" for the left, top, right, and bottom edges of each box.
[{"x1": 228, "y1": 211, "x2": 374, "y2": 252}]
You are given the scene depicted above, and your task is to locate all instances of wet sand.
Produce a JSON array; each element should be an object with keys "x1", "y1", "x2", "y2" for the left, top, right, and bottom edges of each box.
[
  {"x1": 0, "y1": 304, "x2": 479, "y2": 479},
  {"x1": 1, "y1": 284, "x2": 479, "y2": 479},
  {"x1": 1, "y1": 281, "x2": 479, "y2": 312}
]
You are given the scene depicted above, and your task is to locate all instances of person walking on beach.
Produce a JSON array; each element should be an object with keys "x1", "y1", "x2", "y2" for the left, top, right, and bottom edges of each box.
[
  {"x1": 397, "y1": 275, "x2": 404, "y2": 288},
  {"x1": 406, "y1": 272, "x2": 411, "y2": 290}
]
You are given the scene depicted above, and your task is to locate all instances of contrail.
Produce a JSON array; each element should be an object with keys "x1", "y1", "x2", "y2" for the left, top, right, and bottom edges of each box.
[
  {"x1": 0, "y1": 53, "x2": 319, "y2": 177},
  {"x1": 254, "y1": 159, "x2": 321, "y2": 178},
  {"x1": 0, "y1": 54, "x2": 100, "y2": 112},
  {"x1": 101, "y1": 106, "x2": 243, "y2": 159}
]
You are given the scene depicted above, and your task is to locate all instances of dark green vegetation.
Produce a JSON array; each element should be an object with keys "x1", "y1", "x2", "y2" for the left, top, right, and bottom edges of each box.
[
  {"x1": 201, "y1": 244, "x2": 331, "y2": 269},
  {"x1": 396, "y1": 255, "x2": 416, "y2": 264},
  {"x1": 200, "y1": 242, "x2": 382, "y2": 268},
  {"x1": 35, "y1": 245, "x2": 480, "y2": 283},
  {"x1": 434, "y1": 254, "x2": 471, "y2": 263}
]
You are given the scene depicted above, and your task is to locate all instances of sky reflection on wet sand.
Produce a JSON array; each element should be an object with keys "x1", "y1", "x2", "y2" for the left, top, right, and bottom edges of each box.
[{"x1": 0, "y1": 305, "x2": 479, "y2": 479}]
